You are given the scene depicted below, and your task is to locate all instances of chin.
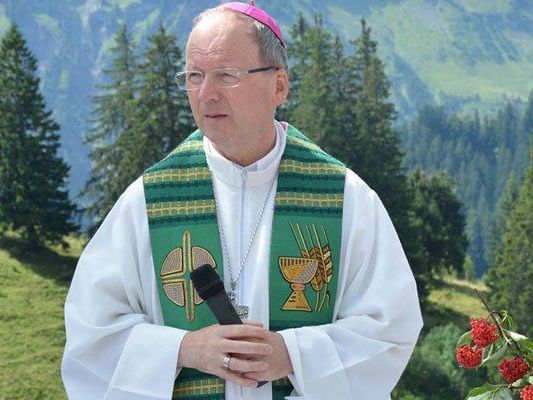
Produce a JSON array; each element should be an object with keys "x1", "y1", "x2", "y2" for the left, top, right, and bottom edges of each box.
[{"x1": 201, "y1": 126, "x2": 229, "y2": 146}]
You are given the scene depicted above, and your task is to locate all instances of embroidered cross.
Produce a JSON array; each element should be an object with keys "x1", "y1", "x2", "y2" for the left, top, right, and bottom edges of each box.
[{"x1": 160, "y1": 231, "x2": 216, "y2": 321}]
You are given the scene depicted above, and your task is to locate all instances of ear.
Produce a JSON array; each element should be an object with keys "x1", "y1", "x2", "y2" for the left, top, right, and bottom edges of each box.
[{"x1": 272, "y1": 68, "x2": 289, "y2": 107}]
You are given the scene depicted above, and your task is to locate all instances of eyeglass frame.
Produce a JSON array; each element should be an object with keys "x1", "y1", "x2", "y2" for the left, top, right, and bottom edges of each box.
[{"x1": 175, "y1": 66, "x2": 281, "y2": 91}]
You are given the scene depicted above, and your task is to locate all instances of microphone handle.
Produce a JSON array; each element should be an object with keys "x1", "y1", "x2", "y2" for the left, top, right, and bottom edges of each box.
[
  {"x1": 204, "y1": 290, "x2": 243, "y2": 325},
  {"x1": 203, "y1": 291, "x2": 268, "y2": 388}
]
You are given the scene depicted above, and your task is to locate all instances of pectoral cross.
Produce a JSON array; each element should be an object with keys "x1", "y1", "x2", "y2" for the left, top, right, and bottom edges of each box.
[{"x1": 228, "y1": 284, "x2": 249, "y2": 320}]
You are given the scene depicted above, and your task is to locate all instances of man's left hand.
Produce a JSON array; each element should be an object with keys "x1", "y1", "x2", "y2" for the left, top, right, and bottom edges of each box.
[{"x1": 235, "y1": 330, "x2": 293, "y2": 382}]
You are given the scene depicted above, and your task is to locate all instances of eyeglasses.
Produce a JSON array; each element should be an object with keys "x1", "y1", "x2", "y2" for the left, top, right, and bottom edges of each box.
[{"x1": 175, "y1": 66, "x2": 280, "y2": 91}]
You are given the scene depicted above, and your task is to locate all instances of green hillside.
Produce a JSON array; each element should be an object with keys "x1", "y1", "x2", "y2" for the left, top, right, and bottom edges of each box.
[
  {"x1": 0, "y1": 233, "x2": 82, "y2": 400},
  {"x1": 1, "y1": 0, "x2": 533, "y2": 196},
  {"x1": 0, "y1": 234, "x2": 487, "y2": 399}
]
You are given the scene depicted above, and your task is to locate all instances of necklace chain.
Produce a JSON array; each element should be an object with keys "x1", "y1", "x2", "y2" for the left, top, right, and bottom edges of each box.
[{"x1": 213, "y1": 174, "x2": 277, "y2": 292}]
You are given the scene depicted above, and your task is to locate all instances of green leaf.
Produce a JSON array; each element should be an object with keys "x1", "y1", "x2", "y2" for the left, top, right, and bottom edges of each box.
[
  {"x1": 499, "y1": 311, "x2": 517, "y2": 332},
  {"x1": 457, "y1": 331, "x2": 473, "y2": 347},
  {"x1": 466, "y1": 384, "x2": 513, "y2": 400},
  {"x1": 481, "y1": 343, "x2": 508, "y2": 366},
  {"x1": 520, "y1": 339, "x2": 533, "y2": 354},
  {"x1": 507, "y1": 330, "x2": 527, "y2": 341}
]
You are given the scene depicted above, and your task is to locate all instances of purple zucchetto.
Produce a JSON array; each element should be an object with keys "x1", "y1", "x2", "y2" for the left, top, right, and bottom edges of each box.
[{"x1": 217, "y1": 1, "x2": 285, "y2": 47}]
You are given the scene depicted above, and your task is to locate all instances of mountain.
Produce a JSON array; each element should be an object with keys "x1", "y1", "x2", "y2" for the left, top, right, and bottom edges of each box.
[{"x1": 1, "y1": 0, "x2": 533, "y2": 199}]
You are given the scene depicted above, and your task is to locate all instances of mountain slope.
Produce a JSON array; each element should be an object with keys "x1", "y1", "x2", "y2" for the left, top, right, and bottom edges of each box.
[{"x1": 1, "y1": 0, "x2": 532, "y2": 197}]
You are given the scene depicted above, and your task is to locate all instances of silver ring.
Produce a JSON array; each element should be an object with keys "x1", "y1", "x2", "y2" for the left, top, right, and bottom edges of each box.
[{"x1": 222, "y1": 355, "x2": 232, "y2": 369}]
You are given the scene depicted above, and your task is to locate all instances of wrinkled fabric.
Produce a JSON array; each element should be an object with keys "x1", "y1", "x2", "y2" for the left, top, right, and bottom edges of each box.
[{"x1": 62, "y1": 121, "x2": 423, "y2": 400}]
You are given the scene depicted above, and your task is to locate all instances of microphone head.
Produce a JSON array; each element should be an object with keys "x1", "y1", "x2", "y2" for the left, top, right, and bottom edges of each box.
[{"x1": 190, "y1": 264, "x2": 225, "y2": 300}]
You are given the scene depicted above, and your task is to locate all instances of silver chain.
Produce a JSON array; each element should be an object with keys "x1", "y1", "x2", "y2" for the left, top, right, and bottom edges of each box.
[{"x1": 213, "y1": 174, "x2": 277, "y2": 292}]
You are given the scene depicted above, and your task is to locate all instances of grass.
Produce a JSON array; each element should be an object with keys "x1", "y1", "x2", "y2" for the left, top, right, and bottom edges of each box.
[
  {"x1": 0, "y1": 232, "x2": 489, "y2": 398},
  {"x1": 424, "y1": 275, "x2": 488, "y2": 332},
  {"x1": 367, "y1": 0, "x2": 533, "y2": 103},
  {"x1": 0, "y1": 232, "x2": 84, "y2": 400}
]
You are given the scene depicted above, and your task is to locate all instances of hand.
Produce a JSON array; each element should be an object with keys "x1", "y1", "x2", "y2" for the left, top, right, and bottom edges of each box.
[
  {"x1": 240, "y1": 330, "x2": 293, "y2": 382},
  {"x1": 177, "y1": 323, "x2": 274, "y2": 387}
]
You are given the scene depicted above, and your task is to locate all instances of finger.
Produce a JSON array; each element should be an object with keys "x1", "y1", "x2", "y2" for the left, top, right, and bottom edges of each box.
[
  {"x1": 223, "y1": 339, "x2": 273, "y2": 355},
  {"x1": 243, "y1": 320, "x2": 264, "y2": 327},
  {"x1": 242, "y1": 371, "x2": 269, "y2": 381},
  {"x1": 229, "y1": 357, "x2": 268, "y2": 373},
  {"x1": 218, "y1": 368, "x2": 258, "y2": 388},
  {"x1": 220, "y1": 325, "x2": 268, "y2": 339}
]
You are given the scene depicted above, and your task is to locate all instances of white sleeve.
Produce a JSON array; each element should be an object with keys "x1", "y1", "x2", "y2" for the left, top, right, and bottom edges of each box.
[
  {"x1": 278, "y1": 169, "x2": 423, "y2": 400},
  {"x1": 61, "y1": 177, "x2": 187, "y2": 400}
]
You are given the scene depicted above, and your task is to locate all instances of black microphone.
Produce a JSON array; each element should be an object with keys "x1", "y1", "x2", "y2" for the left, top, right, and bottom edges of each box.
[
  {"x1": 190, "y1": 264, "x2": 267, "y2": 388},
  {"x1": 190, "y1": 263, "x2": 242, "y2": 325}
]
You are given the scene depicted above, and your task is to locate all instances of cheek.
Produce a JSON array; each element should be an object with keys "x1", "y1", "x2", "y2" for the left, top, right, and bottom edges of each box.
[
  {"x1": 187, "y1": 94, "x2": 202, "y2": 120},
  {"x1": 231, "y1": 90, "x2": 267, "y2": 116},
  {"x1": 187, "y1": 93, "x2": 198, "y2": 110}
]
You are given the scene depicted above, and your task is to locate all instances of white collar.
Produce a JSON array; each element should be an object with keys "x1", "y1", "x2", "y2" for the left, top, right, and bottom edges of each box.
[{"x1": 204, "y1": 120, "x2": 287, "y2": 188}]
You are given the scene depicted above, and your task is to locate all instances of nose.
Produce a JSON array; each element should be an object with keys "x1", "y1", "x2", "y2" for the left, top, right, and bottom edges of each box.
[{"x1": 197, "y1": 74, "x2": 221, "y2": 103}]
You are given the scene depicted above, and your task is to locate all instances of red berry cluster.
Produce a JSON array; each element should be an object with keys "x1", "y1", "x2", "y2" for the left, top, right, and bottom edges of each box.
[
  {"x1": 498, "y1": 357, "x2": 530, "y2": 383},
  {"x1": 470, "y1": 317, "x2": 499, "y2": 348},
  {"x1": 456, "y1": 345, "x2": 483, "y2": 369},
  {"x1": 521, "y1": 385, "x2": 533, "y2": 400}
]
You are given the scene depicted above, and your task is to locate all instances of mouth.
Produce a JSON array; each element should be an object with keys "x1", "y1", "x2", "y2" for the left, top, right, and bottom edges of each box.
[{"x1": 205, "y1": 114, "x2": 228, "y2": 119}]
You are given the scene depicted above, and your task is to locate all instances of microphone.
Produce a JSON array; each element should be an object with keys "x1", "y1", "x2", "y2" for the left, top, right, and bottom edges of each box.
[
  {"x1": 190, "y1": 263, "x2": 242, "y2": 325},
  {"x1": 190, "y1": 264, "x2": 267, "y2": 388}
]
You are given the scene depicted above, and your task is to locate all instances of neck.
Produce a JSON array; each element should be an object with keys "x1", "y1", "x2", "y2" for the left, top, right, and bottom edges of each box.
[{"x1": 213, "y1": 125, "x2": 277, "y2": 167}]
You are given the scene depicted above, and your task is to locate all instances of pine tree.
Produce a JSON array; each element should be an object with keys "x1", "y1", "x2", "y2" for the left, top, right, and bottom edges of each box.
[
  {"x1": 120, "y1": 23, "x2": 193, "y2": 182},
  {"x1": 286, "y1": 16, "x2": 431, "y2": 300},
  {"x1": 276, "y1": 13, "x2": 308, "y2": 123},
  {"x1": 83, "y1": 24, "x2": 138, "y2": 227},
  {"x1": 346, "y1": 20, "x2": 429, "y2": 299},
  {"x1": 408, "y1": 169, "x2": 468, "y2": 279},
  {"x1": 486, "y1": 146, "x2": 533, "y2": 337},
  {"x1": 348, "y1": 19, "x2": 405, "y2": 206},
  {"x1": 291, "y1": 14, "x2": 339, "y2": 146},
  {"x1": 0, "y1": 24, "x2": 77, "y2": 248},
  {"x1": 522, "y1": 90, "x2": 533, "y2": 137}
]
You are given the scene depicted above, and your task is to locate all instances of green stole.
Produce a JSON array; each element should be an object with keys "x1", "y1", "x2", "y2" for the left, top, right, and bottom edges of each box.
[{"x1": 142, "y1": 124, "x2": 345, "y2": 400}]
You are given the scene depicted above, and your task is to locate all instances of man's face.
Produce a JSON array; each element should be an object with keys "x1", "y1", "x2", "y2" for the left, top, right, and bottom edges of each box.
[{"x1": 186, "y1": 13, "x2": 279, "y2": 152}]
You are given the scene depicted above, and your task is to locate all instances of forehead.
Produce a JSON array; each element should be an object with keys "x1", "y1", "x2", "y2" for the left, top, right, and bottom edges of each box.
[{"x1": 186, "y1": 12, "x2": 262, "y2": 69}]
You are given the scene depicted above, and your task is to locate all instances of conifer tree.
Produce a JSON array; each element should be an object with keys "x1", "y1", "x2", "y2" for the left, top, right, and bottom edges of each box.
[
  {"x1": 276, "y1": 13, "x2": 308, "y2": 123},
  {"x1": 486, "y1": 147, "x2": 533, "y2": 337},
  {"x1": 120, "y1": 24, "x2": 193, "y2": 181},
  {"x1": 523, "y1": 90, "x2": 533, "y2": 137},
  {"x1": 403, "y1": 101, "x2": 531, "y2": 276},
  {"x1": 0, "y1": 24, "x2": 77, "y2": 248},
  {"x1": 287, "y1": 17, "x2": 429, "y2": 300},
  {"x1": 346, "y1": 20, "x2": 428, "y2": 299},
  {"x1": 408, "y1": 169, "x2": 467, "y2": 279},
  {"x1": 347, "y1": 19, "x2": 406, "y2": 210},
  {"x1": 291, "y1": 14, "x2": 338, "y2": 146},
  {"x1": 84, "y1": 24, "x2": 138, "y2": 226}
]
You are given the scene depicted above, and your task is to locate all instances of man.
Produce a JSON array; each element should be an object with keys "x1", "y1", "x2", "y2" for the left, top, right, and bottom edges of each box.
[{"x1": 62, "y1": 2, "x2": 423, "y2": 399}]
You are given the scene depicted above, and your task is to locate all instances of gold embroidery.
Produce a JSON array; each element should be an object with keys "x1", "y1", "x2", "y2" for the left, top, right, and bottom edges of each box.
[
  {"x1": 276, "y1": 192, "x2": 343, "y2": 209},
  {"x1": 147, "y1": 199, "x2": 216, "y2": 219},
  {"x1": 279, "y1": 223, "x2": 333, "y2": 312},
  {"x1": 144, "y1": 167, "x2": 211, "y2": 184},
  {"x1": 173, "y1": 378, "x2": 224, "y2": 396},
  {"x1": 165, "y1": 141, "x2": 203, "y2": 158},
  {"x1": 279, "y1": 159, "x2": 345, "y2": 176},
  {"x1": 161, "y1": 231, "x2": 216, "y2": 321},
  {"x1": 285, "y1": 135, "x2": 322, "y2": 152}
]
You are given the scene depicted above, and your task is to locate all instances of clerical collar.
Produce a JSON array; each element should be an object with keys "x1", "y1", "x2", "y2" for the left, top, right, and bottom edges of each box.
[{"x1": 204, "y1": 120, "x2": 287, "y2": 188}]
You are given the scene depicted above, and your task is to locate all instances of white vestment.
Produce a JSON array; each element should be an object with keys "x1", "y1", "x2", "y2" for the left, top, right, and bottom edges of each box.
[{"x1": 62, "y1": 121, "x2": 423, "y2": 400}]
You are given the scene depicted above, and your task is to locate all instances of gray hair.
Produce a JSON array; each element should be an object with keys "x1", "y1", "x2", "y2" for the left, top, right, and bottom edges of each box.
[{"x1": 191, "y1": 7, "x2": 288, "y2": 70}]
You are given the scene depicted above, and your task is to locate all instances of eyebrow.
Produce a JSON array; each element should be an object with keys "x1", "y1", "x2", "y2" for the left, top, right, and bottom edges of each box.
[{"x1": 186, "y1": 64, "x2": 237, "y2": 71}]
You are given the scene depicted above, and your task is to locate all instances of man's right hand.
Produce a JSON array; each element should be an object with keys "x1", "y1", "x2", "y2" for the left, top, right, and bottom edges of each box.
[{"x1": 177, "y1": 323, "x2": 273, "y2": 387}]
